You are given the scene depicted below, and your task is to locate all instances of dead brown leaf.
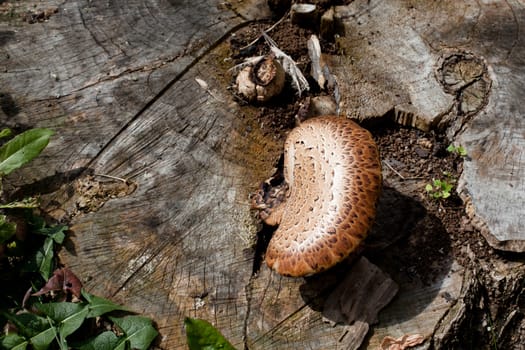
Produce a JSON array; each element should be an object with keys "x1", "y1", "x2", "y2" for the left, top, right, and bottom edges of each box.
[
  {"x1": 380, "y1": 334, "x2": 426, "y2": 350},
  {"x1": 32, "y1": 267, "x2": 82, "y2": 300}
]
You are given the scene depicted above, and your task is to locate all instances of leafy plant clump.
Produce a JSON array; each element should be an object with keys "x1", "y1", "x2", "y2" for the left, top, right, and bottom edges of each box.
[
  {"x1": 0, "y1": 128, "x2": 158, "y2": 350},
  {"x1": 425, "y1": 144, "x2": 465, "y2": 200},
  {"x1": 446, "y1": 144, "x2": 467, "y2": 157},
  {"x1": 0, "y1": 128, "x2": 59, "y2": 298},
  {"x1": 425, "y1": 173, "x2": 456, "y2": 200},
  {"x1": 2, "y1": 280, "x2": 158, "y2": 350}
]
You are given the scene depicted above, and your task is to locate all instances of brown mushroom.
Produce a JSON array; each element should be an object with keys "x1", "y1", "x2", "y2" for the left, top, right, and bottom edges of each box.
[
  {"x1": 235, "y1": 55, "x2": 285, "y2": 103},
  {"x1": 262, "y1": 116, "x2": 382, "y2": 277}
]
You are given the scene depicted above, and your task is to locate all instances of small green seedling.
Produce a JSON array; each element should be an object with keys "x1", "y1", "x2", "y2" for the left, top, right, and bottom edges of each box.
[
  {"x1": 446, "y1": 144, "x2": 467, "y2": 157},
  {"x1": 425, "y1": 173, "x2": 456, "y2": 200}
]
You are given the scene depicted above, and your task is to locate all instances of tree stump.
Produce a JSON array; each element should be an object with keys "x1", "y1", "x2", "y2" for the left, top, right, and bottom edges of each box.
[{"x1": 1, "y1": 0, "x2": 523, "y2": 349}]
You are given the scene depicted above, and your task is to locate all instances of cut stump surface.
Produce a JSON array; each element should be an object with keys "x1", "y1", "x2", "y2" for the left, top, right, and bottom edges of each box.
[{"x1": 1, "y1": 0, "x2": 524, "y2": 349}]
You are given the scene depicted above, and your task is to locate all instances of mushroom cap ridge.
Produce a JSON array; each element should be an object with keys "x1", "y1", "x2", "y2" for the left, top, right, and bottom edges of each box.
[{"x1": 265, "y1": 116, "x2": 382, "y2": 277}]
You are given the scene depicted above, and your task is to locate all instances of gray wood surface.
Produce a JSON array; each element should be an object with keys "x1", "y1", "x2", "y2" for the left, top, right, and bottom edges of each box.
[{"x1": 332, "y1": 0, "x2": 525, "y2": 251}]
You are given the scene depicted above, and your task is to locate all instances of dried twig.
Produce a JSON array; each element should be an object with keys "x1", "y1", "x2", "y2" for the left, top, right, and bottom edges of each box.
[
  {"x1": 383, "y1": 160, "x2": 423, "y2": 181},
  {"x1": 229, "y1": 55, "x2": 265, "y2": 73},
  {"x1": 195, "y1": 77, "x2": 226, "y2": 102},
  {"x1": 263, "y1": 32, "x2": 309, "y2": 96},
  {"x1": 94, "y1": 173, "x2": 129, "y2": 183}
]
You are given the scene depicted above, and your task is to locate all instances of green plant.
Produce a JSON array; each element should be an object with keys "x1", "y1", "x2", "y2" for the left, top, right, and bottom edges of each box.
[
  {"x1": 1, "y1": 283, "x2": 158, "y2": 350},
  {"x1": 0, "y1": 127, "x2": 54, "y2": 247},
  {"x1": 0, "y1": 128, "x2": 158, "y2": 349},
  {"x1": 446, "y1": 144, "x2": 467, "y2": 157},
  {"x1": 425, "y1": 172, "x2": 456, "y2": 199}
]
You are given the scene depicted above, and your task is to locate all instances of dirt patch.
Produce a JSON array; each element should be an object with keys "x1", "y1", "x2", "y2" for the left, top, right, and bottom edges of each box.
[{"x1": 74, "y1": 175, "x2": 137, "y2": 214}]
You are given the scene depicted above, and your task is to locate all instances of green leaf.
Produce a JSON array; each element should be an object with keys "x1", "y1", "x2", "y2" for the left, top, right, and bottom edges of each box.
[
  {"x1": 34, "y1": 302, "x2": 88, "y2": 338},
  {"x1": 447, "y1": 144, "x2": 467, "y2": 157},
  {"x1": 11, "y1": 342, "x2": 29, "y2": 350},
  {"x1": 30, "y1": 325, "x2": 57, "y2": 350},
  {"x1": 0, "y1": 215, "x2": 16, "y2": 244},
  {"x1": 82, "y1": 291, "x2": 130, "y2": 318},
  {"x1": 36, "y1": 224, "x2": 68, "y2": 244},
  {"x1": 35, "y1": 302, "x2": 85, "y2": 322},
  {"x1": 184, "y1": 317, "x2": 236, "y2": 350},
  {"x1": 28, "y1": 215, "x2": 46, "y2": 230},
  {"x1": 0, "y1": 197, "x2": 40, "y2": 209},
  {"x1": 28, "y1": 237, "x2": 54, "y2": 280},
  {"x1": 56, "y1": 334, "x2": 68, "y2": 350},
  {"x1": 1, "y1": 312, "x2": 49, "y2": 339},
  {"x1": 0, "y1": 128, "x2": 54, "y2": 176},
  {"x1": 0, "y1": 333, "x2": 28, "y2": 350},
  {"x1": 0, "y1": 128, "x2": 12, "y2": 139},
  {"x1": 1, "y1": 312, "x2": 56, "y2": 350},
  {"x1": 59, "y1": 307, "x2": 87, "y2": 338},
  {"x1": 424, "y1": 184, "x2": 433, "y2": 192},
  {"x1": 38, "y1": 237, "x2": 55, "y2": 280},
  {"x1": 110, "y1": 315, "x2": 158, "y2": 350},
  {"x1": 73, "y1": 331, "x2": 120, "y2": 350}
]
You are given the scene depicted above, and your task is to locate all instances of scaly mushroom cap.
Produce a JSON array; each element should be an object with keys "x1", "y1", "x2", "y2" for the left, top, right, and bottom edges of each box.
[{"x1": 265, "y1": 116, "x2": 382, "y2": 277}]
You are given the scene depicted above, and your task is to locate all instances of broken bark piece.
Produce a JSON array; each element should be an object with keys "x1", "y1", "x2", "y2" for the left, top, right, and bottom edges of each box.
[
  {"x1": 322, "y1": 257, "x2": 399, "y2": 347},
  {"x1": 291, "y1": 3, "x2": 318, "y2": 27},
  {"x1": 307, "y1": 35, "x2": 327, "y2": 89}
]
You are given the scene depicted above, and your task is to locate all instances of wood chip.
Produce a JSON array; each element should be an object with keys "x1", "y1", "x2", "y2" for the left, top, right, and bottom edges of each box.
[{"x1": 322, "y1": 257, "x2": 399, "y2": 347}]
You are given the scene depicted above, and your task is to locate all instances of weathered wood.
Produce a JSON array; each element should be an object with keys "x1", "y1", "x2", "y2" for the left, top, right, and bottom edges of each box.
[
  {"x1": 2, "y1": 0, "x2": 524, "y2": 348},
  {"x1": 1, "y1": 0, "x2": 268, "y2": 182},
  {"x1": 245, "y1": 255, "x2": 399, "y2": 349},
  {"x1": 246, "y1": 0, "x2": 524, "y2": 347},
  {"x1": 1, "y1": 1, "x2": 276, "y2": 348},
  {"x1": 60, "y1": 60, "x2": 284, "y2": 348},
  {"x1": 330, "y1": 0, "x2": 525, "y2": 251}
]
